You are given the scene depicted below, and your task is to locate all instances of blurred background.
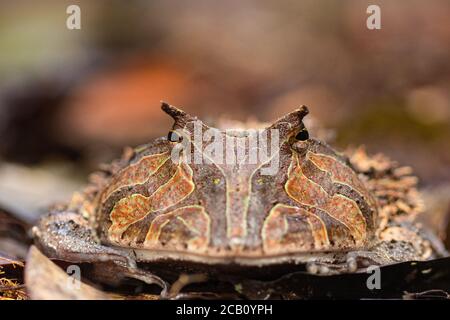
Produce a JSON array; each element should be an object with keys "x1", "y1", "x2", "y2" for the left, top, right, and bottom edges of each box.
[{"x1": 0, "y1": 0, "x2": 449, "y2": 223}]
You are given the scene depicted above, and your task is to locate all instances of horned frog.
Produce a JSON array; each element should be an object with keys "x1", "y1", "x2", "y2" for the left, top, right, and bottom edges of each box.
[{"x1": 32, "y1": 103, "x2": 445, "y2": 297}]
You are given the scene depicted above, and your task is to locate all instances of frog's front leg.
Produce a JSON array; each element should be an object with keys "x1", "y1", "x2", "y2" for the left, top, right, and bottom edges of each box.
[
  {"x1": 32, "y1": 210, "x2": 135, "y2": 266},
  {"x1": 32, "y1": 210, "x2": 168, "y2": 294}
]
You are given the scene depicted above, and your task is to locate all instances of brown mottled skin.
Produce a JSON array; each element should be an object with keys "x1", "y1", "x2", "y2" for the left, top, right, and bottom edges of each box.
[
  {"x1": 32, "y1": 103, "x2": 445, "y2": 295},
  {"x1": 92, "y1": 103, "x2": 380, "y2": 256}
]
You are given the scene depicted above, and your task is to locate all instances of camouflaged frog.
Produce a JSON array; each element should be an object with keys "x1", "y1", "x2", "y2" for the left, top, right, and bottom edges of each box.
[{"x1": 32, "y1": 103, "x2": 446, "y2": 297}]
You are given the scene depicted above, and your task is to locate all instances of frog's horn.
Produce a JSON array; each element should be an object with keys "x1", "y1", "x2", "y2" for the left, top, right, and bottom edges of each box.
[
  {"x1": 161, "y1": 101, "x2": 194, "y2": 120},
  {"x1": 267, "y1": 105, "x2": 309, "y2": 134},
  {"x1": 161, "y1": 101, "x2": 197, "y2": 129},
  {"x1": 161, "y1": 101, "x2": 214, "y2": 135}
]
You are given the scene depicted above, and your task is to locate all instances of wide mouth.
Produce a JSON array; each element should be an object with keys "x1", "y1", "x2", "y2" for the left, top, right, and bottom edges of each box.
[
  {"x1": 130, "y1": 248, "x2": 343, "y2": 281},
  {"x1": 130, "y1": 247, "x2": 346, "y2": 267}
]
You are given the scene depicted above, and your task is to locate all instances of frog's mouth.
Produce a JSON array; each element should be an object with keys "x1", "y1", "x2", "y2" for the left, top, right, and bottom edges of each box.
[
  {"x1": 130, "y1": 246, "x2": 349, "y2": 268},
  {"x1": 127, "y1": 247, "x2": 359, "y2": 282},
  {"x1": 132, "y1": 249, "x2": 313, "y2": 280}
]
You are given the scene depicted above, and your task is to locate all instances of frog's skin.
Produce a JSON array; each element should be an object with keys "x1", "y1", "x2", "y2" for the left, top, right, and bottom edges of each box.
[{"x1": 32, "y1": 103, "x2": 446, "y2": 297}]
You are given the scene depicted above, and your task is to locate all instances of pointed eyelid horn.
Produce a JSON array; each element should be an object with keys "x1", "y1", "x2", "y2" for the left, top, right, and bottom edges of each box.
[
  {"x1": 161, "y1": 101, "x2": 197, "y2": 130},
  {"x1": 161, "y1": 102, "x2": 309, "y2": 136},
  {"x1": 266, "y1": 105, "x2": 309, "y2": 133},
  {"x1": 161, "y1": 101, "x2": 194, "y2": 121},
  {"x1": 161, "y1": 101, "x2": 214, "y2": 134}
]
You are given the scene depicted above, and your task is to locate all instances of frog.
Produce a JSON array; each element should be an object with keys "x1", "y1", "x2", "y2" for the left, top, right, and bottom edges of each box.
[{"x1": 31, "y1": 102, "x2": 446, "y2": 298}]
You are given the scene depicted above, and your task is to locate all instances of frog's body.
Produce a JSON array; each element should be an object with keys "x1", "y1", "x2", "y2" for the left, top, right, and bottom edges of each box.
[{"x1": 32, "y1": 103, "x2": 445, "y2": 297}]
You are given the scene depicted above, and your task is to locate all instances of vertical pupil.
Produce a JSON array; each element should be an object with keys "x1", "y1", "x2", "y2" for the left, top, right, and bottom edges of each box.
[{"x1": 168, "y1": 131, "x2": 181, "y2": 142}]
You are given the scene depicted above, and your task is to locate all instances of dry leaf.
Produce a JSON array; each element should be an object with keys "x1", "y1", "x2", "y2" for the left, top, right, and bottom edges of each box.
[{"x1": 25, "y1": 246, "x2": 110, "y2": 300}]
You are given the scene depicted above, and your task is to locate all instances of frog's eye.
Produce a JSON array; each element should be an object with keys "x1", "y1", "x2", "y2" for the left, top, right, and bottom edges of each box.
[
  {"x1": 295, "y1": 129, "x2": 309, "y2": 141},
  {"x1": 168, "y1": 130, "x2": 182, "y2": 142}
]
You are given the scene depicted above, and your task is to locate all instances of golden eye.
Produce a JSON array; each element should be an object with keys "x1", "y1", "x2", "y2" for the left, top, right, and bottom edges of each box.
[
  {"x1": 295, "y1": 129, "x2": 309, "y2": 141},
  {"x1": 167, "y1": 130, "x2": 182, "y2": 142}
]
